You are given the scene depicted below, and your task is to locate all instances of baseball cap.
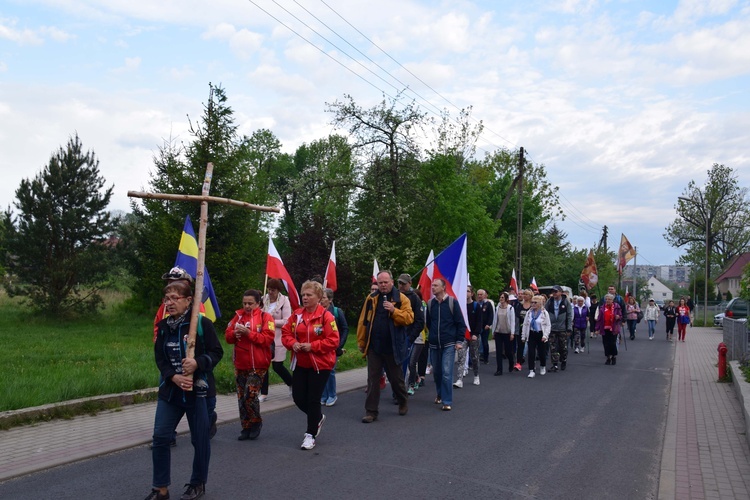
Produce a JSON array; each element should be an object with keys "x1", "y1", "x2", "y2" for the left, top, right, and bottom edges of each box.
[
  {"x1": 552, "y1": 285, "x2": 563, "y2": 292},
  {"x1": 397, "y1": 273, "x2": 412, "y2": 284}
]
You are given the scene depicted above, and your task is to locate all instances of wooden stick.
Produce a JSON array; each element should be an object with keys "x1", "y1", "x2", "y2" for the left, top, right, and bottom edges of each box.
[
  {"x1": 186, "y1": 164, "x2": 213, "y2": 367},
  {"x1": 127, "y1": 191, "x2": 280, "y2": 213}
]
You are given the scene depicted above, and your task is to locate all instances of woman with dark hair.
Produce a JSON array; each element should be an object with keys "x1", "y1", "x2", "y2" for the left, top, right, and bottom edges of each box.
[
  {"x1": 146, "y1": 281, "x2": 223, "y2": 500},
  {"x1": 664, "y1": 300, "x2": 677, "y2": 342},
  {"x1": 282, "y1": 280, "x2": 339, "y2": 450},
  {"x1": 320, "y1": 288, "x2": 349, "y2": 406},
  {"x1": 260, "y1": 278, "x2": 294, "y2": 401},
  {"x1": 225, "y1": 289, "x2": 275, "y2": 441},
  {"x1": 492, "y1": 291, "x2": 516, "y2": 375}
]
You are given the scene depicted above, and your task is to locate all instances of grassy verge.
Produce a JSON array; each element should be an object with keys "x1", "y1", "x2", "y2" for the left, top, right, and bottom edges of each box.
[{"x1": 0, "y1": 291, "x2": 366, "y2": 413}]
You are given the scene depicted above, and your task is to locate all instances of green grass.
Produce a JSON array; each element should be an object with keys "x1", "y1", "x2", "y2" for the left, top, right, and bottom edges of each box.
[{"x1": 0, "y1": 291, "x2": 365, "y2": 412}]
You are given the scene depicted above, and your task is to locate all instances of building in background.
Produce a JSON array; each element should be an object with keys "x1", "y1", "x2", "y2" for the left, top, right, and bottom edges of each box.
[{"x1": 715, "y1": 253, "x2": 750, "y2": 299}]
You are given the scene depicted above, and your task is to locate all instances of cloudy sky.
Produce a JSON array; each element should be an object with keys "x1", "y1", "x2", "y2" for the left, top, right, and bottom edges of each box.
[{"x1": 1, "y1": 0, "x2": 748, "y2": 271}]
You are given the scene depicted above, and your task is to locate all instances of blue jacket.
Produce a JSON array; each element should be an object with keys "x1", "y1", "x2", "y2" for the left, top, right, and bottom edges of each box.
[{"x1": 426, "y1": 295, "x2": 467, "y2": 348}]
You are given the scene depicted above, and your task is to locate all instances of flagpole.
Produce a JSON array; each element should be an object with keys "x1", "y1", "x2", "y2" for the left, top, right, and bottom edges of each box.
[
  {"x1": 263, "y1": 273, "x2": 268, "y2": 297},
  {"x1": 186, "y1": 163, "x2": 213, "y2": 366}
]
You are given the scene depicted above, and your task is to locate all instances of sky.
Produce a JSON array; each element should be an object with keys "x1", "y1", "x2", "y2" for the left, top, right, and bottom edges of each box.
[{"x1": 1, "y1": 0, "x2": 749, "y2": 270}]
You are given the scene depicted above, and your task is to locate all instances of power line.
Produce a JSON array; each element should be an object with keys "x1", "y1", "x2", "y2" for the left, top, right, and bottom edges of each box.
[{"x1": 316, "y1": 0, "x2": 520, "y2": 151}]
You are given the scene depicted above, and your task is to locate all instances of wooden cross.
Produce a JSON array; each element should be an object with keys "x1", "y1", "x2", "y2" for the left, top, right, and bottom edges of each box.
[{"x1": 128, "y1": 163, "x2": 280, "y2": 367}]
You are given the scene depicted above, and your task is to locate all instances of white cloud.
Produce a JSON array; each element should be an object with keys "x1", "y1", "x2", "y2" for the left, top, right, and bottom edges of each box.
[
  {"x1": 0, "y1": 19, "x2": 43, "y2": 45},
  {"x1": 111, "y1": 56, "x2": 141, "y2": 74},
  {"x1": 202, "y1": 23, "x2": 263, "y2": 60},
  {"x1": 0, "y1": 61, "x2": 7, "y2": 72}
]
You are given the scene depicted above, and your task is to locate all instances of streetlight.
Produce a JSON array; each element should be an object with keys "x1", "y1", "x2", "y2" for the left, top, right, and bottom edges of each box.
[{"x1": 678, "y1": 196, "x2": 708, "y2": 326}]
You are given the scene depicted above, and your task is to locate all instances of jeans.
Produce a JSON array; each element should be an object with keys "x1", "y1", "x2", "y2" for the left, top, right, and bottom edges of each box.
[
  {"x1": 647, "y1": 319, "x2": 656, "y2": 338},
  {"x1": 627, "y1": 319, "x2": 637, "y2": 338},
  {"x1": 430, "y1": 345, "x2": 457, "y2": 405},
  {"x1": 152, "y1": 397, "x2": 210, "y2": 488},
  {"x1": 291, "y1": 366, "x2": 330, "y2": 436},
  {"x1": 321, "y1": 359, "x2": 338, "y2": 401}
]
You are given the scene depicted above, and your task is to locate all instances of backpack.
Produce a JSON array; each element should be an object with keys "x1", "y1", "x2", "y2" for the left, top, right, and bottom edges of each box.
[{"x1": 430, "y1": 295, "x2": 456, "y2": 315}]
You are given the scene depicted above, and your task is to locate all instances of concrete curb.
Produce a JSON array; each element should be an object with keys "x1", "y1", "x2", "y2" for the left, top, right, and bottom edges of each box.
[
  {"x1": 0, "y1": 388, "x2": 158, "y2": 429},
  {"x1": 729, "y1": 360, "x2": 750, "y2": 451}
]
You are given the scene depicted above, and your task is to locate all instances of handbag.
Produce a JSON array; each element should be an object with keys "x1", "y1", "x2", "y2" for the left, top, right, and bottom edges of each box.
[
  {"x1": 636, "y1": 310, "x2": 644, "y2": 323},
  {"x1": 680, "y1": 314, "x2": 691, "y2": 324}
]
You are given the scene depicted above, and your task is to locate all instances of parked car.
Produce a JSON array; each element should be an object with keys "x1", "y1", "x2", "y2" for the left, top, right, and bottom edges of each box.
[
  {"x1": 654, "y1": 299, "x2": 665, "y2": 310},
  {"x1": 724, "y1": 298, "x2": 748, "y2": 319},
  {"x1": 714, "y1": 312, "x2": 725, "y2": 326}
]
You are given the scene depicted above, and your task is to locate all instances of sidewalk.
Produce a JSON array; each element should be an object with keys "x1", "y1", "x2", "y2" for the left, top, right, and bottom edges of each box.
[
  {"x1": 3, "y1": 330, "x2": 750, "y2": 499},
  {"x1": 658, "y1": 326, "x2": 750, "y2": 499},
  {"x1": 0, "y1": 367, "x2": 371, "y2": 482}
]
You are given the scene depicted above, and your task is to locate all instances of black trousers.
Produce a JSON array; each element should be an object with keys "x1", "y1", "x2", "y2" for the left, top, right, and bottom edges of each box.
[
  {"x1": 261, "y1": 361, "x2": 293, "y2": 395},
  {"x1": 291, "y1": 366, "x2": 330, "y2": 436},
  {"x1": 494, "y1": 333, "x2": 514, "y2": 372},
  {"x1": 602, "y1": 331, "x2": 618, "y2": 357},
  {"x1": 527, "y1": 331, "x2": 547, "y2": 370},
  {"x1": 365, "y1": 351, "x2": 408, "y2": 417}
]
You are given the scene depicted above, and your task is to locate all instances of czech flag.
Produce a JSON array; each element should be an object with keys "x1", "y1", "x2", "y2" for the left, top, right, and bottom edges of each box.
[
  {"x1": 174, "y1": 215, "x2": 221, "y2": 321},
  {"x1": 509, "y1": 269, "x2": 519, "y2": 296},
  {"x1": 266, "y1": 238, "x2": 300, "y2": 310},
  {"x1": 417, "y1": 249, "x2": 435, "y2": 302},
  {"x1": 324, "y1": 241, "x2": 337, "y2": 292},
  {"x1": 432, "y1": 233, "x2": 469, "y2": 332}
]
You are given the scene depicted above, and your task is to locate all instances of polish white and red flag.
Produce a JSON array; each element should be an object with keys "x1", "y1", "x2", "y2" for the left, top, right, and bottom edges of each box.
[
  {"x1": 323, "y1": 241, "x2": 337, "y2": 292},
  {"x1": 509, "y1": 269, "x2": 519, "y2": 296},
  {"x1": 372, "y1": 258, "x2": 380, "y2": 283},
  {"x1": 417, "y1": 249, "x2": 435, "y2": 302},
  {"x1": 266, "y1": 238, "x2": 300, "y2": 310},
  {"x1": 530, "y1": 276, "x2": 539, "y2": 293}
]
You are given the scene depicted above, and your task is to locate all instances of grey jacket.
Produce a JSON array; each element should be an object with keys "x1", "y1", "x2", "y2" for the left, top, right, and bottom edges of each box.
[{"x1": 544, "y1": 296, "x2": 573, "y2": 332}]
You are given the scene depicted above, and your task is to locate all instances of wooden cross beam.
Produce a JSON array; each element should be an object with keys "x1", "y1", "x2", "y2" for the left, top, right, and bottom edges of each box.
[{"x1": 128, "y1": 163, "x2": 280, "y2": 367}]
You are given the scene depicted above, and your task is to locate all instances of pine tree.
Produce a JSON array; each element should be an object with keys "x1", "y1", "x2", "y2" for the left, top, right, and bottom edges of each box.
[{"x1": 4, "y1": 134, "x2": 114, "y2": 315}]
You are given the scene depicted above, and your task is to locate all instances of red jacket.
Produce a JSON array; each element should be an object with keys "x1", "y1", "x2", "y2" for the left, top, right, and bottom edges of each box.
[
  {"x1": 281, "y1": 305, "x2": 339, "y2": 371},
  {"x1": 225, "y1": 308, "x2": 275, "y2": 371}
]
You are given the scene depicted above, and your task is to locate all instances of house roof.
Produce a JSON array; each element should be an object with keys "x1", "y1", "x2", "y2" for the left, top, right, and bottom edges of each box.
[{"x1": 716, "y1": 252, "x2": 750, "y2": 282}]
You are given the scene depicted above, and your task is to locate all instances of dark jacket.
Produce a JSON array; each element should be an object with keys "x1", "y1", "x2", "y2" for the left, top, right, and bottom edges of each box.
[
  {"x1": 467, "y1": 300, "x2": 481, "y2": 339},
  {"x1": 327, "y1": 304, "x2": 349, "y2": 356},
  {"x1": 356, "y1": 288, "x2": 414, "y2": 364},
  {"x1": 155, "y1": 312, "x2": 224, "y2": 403},
  {"x1": 426, "y1": 295, "x2": 467, "y2": 348},
  {"x1": 478, "y1": 300, "x2": 494, "y2": 335},
  {"x1": 403, "y1": 288, "x2": 425, "y2": 343}
]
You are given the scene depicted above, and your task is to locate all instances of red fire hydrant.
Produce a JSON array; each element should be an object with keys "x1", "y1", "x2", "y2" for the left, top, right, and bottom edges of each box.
[{"x1": 718, "y1": 342, "x2": 728, "y2": 380}]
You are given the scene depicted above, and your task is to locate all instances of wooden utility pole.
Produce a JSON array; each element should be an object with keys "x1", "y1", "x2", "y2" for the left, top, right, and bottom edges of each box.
[
  {"x1": 516, "y1": 147, "x2": 524, "y2": 288},
  {"x1": 128, "y1": 165, "x2": 280, "y2": 363}
]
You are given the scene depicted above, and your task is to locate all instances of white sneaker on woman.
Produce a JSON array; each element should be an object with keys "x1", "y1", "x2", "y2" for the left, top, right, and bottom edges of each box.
[
  {"x1": 540, "y1": 367, "x2": 547, "y2": 375},
  {"x1": 301, "y1": 433, "x2": 315, "y2": 450},
  {"x1": 527, "y1": 371, "x2": 536, "y2": 378}
]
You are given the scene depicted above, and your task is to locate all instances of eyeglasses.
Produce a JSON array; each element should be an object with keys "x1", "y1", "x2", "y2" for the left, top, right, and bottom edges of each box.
[{"x1": 163, "y1": 295, "x2": 187, "y2": 304}]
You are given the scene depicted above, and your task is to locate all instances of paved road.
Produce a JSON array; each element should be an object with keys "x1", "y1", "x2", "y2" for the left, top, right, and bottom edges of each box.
[{"x1": 0, "y1": 336, "x2": 673, "y2": 499}]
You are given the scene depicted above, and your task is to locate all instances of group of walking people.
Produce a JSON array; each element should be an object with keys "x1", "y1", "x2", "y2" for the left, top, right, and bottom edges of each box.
[{"x1": 145, "y1": 264, "x2": 691, "y2": 500}]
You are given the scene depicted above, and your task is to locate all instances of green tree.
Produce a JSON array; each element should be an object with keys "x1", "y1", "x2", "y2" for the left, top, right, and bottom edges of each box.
[
  {"x1": 666, "y1": 164, "x2": 750, "y2": 276},
  {"x1": 128, "y1": 85, "x2": 276, "y2": 318},
  {"x1": 4, "y1": 135, "x2": 115, "y2": 315}
]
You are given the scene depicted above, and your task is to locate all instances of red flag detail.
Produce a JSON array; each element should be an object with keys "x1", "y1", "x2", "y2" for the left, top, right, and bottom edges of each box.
[
  {"x1": 324, "y1": 241, "x2": 337, "y2": 292},
  {"x1": 266, "y1": 238, "x2": 300, "y2": 310}
]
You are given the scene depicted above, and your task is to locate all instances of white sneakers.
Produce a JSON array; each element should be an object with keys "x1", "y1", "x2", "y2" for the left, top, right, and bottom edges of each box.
[
  {"x1": 258, "y1": 395, "x2": 268, "y2": 403},
  {"x1": 574, "y1": 347, "x2": 580, "y2": 353},
  {"x1": 453, "y1": 378, "x2": 463, "y2": 388},
  {"x1": 473, "y1": 376, "x2": 480, "y2": 386},
  {"x1": 301, "y1": 433, "x2": 315, "y2": 450},
  {"x1": 540, "y1": 367, "x2": 547, "y2": 375},
  {"x1": 528, "y1": 371, "x2": 536, "y2": 378}
]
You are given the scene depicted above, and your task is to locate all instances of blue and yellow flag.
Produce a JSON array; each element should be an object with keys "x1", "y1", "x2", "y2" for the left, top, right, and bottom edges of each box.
[{"x1": 174, "y1": 215, "x2": 221, "y2": 321}]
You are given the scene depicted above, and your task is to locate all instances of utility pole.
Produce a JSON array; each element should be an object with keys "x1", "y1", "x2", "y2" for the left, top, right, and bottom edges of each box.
[
  {"x1": 516, "y1": 147, "x2": 524, "y2": 288},
  {"x1": 599, "y1": 225, "x2": 608, "y2": 251}
]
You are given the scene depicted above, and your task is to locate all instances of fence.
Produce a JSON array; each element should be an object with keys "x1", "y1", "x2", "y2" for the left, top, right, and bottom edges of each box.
[{"x1": 723, "y1": 318, "x2": 750, "y2": 362}]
